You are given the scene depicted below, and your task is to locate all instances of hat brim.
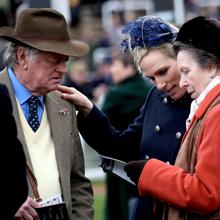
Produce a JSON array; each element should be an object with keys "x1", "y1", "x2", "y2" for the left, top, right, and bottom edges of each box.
[{"x1": 0, "y1": 27, "x2": 89, "y2": 57}]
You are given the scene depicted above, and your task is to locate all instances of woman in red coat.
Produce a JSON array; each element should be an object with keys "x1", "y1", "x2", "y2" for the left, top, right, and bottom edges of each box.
[{"x1": 125, "y1": 16, "x2": 220, "y2": 219}]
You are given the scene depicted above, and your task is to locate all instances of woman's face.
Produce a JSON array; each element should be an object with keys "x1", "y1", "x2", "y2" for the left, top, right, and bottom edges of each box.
[
  {"x1": 139, "y1": 49, "x2": 186, "y2": 100},
  {"x1": 177, "y1": 50, "x2": 213, "y2": 99}
]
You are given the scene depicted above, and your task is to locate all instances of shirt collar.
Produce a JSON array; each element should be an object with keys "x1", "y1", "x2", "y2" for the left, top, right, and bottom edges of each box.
[{"x1": 186, "y1": 76, "x2": 220, "y2": 129}]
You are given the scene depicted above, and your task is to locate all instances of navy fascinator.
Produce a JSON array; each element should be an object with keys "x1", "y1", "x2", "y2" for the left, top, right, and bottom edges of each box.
[{"x1": 121, "y1": 16, "x2": 178, "y2": 52}]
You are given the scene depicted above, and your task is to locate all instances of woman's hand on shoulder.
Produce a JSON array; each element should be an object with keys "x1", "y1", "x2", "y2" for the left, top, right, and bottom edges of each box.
[{"x1": 57, "y1": 85, "x2": 93, "y2": 117}]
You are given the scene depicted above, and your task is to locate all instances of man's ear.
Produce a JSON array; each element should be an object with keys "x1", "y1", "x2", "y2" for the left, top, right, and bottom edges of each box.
[{"x1": 17, "y1": 47, "x2": 28, "y2": 70}]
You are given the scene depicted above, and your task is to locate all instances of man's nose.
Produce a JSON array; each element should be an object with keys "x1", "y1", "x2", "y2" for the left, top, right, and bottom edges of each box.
[{"x1": 57, "y1": 61, "x2": 67, "y2": 75}]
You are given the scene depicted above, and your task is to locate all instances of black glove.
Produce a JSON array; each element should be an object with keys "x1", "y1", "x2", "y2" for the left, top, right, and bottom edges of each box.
[
  {"x1": 124, "y1": 160, "x2": 147, "y2": 185},
  {"x1": 100, "y1": 158, "x2": 114, "y2": 173}
]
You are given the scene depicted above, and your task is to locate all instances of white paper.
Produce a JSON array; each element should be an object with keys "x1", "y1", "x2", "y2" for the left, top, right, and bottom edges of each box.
[
  {"x1": 39, "y1": 194, "x2": 63, "y2": 207},
  {"x1": 99, "y1": 155, "x2": 135, "y2": 185}
]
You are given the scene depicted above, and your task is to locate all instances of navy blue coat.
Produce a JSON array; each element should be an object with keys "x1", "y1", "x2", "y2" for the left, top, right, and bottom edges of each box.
[{"x1": 78, "y1": 86, "x2": 192, "y2": 220}]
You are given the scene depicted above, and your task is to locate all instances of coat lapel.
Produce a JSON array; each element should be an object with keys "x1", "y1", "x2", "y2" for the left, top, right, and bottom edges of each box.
[{"x1": 45, "y1": 92, "x2": 71, "y2": 203}]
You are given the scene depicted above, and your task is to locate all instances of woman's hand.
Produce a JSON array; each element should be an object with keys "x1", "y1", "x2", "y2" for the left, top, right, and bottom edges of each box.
[
  {"x1": 124, "y1": 160, "x2": 148, "y2": 185},
  {"x1": 57, "y1": 85, "x2": 93, "y2": 117}
]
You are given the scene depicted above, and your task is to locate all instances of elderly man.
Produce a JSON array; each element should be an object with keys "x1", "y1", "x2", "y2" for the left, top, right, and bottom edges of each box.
[{"x1": 0, "y1": 8, "x2": 93, "y2": 220}]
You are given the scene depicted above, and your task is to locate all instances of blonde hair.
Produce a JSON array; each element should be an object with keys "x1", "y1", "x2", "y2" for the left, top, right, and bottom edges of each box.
[{"x1": 131, "y1": 43, "x2": 176, "y2": 72}]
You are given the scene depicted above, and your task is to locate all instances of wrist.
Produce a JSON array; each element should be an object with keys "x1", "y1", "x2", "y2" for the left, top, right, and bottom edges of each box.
[{"x1": 81, "y1": 102, "x2": 93, "y2": 117}]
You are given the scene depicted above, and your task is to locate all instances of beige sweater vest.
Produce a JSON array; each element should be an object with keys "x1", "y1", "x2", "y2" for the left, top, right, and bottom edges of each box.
[{"x1": 17, "y1": 102, "x2": 61, "y2": 200}]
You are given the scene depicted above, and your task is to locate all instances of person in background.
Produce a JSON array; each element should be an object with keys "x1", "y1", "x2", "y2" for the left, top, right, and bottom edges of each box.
[
  {"x1": 90, "y1": 53, "x2": 112, "y2": 107},
  {"x1": 0, "y1": 83, "x2": 28, "y2": 220},
  {"x1": 102, "y1": 50, "x2": 152, "y2": 220},
  {"x1": 62, "y1": 59, "x2": 93, "y2": 99},
  {"x1": 58, "y1": 15, "x2": 192, "y2": 220},
  {"x1": 124, "y1": 16, "x2": 220, "y2": 219},
  {"x1": 0, "y1": 8, "x2": 93, "y2": 220},
  {"x1": 69, "y1": 0, "x2": 81, "y2": 27}
]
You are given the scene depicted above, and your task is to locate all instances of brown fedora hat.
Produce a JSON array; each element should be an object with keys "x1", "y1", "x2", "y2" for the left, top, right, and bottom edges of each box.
[{"x1": 0, "y1": 8, "x2": 89, "y2": 57}]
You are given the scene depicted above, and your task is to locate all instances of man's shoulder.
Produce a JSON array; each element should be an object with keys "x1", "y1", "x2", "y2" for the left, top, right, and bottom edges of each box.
[{"x1": 46, "y1": 90, "x2": 75, "y2": 110}]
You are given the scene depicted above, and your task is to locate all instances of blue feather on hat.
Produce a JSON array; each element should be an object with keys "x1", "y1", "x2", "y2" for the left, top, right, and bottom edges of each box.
[{"x1": 121, "y1": 16, "x2": 178, "y2": 52}]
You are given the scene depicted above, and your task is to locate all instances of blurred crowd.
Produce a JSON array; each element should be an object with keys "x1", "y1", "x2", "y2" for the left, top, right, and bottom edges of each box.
[
  {"x1": 2, "y1": 0, "x2": 220, "y2": 107},
  {"x1": 2, "y1": 1, "x2": 220, "y2": 220}
]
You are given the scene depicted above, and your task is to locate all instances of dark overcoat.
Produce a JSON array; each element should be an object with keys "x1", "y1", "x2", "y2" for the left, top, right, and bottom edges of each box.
[
  {"x1": 0, "y1": 84, "x2": 28, "y2": 220},
  {"x1": 78, "y1": 86, "x2": 192, "y2": 220}
]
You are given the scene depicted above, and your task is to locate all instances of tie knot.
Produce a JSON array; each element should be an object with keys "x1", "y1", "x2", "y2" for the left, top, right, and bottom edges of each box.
[{"x1": 28, "y1": 96, "x2": 39, "y2": 105}]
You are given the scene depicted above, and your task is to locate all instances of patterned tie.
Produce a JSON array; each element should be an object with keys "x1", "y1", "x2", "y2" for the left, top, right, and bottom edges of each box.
[{"x1": 27, "y1": 96, "x2": 40, "y2": 132}]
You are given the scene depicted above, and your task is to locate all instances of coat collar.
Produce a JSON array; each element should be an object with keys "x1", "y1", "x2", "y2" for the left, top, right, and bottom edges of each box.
[
  {"x1": 156, "y1": 87, "x2": 192, "y2": 105},
  {"x1": 182, "y1": 83, "x2": 220, "y2": 142},
  {"x1": 195, "y1": 83, "x2": 220, "y2": 119}
]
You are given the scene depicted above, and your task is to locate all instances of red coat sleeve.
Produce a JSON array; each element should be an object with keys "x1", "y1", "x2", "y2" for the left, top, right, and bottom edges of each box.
[{"x1": 138, "y1": 105, "x2": 220, "y2": 215}]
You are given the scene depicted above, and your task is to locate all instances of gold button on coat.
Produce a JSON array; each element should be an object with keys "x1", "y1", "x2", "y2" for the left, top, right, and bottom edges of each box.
[
  {"x1": 155, "y1": 125, "x2": 160, "y2": 132},
  {"x1": 176, "y1": 132, "x2": 182, "y2": 139},
  {"x1": 163, "y1": 97, "x2": 168, "y2": 104},
  {"x1": 145, "y1": 155, "x2": 149, "y2": 160}
]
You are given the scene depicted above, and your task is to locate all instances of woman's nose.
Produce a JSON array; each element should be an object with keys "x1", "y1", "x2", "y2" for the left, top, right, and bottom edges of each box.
[
  {"x1": 179, "y1": 75, "x2": 187, "y2": 88},
  {"x1": 156, "y1": 79, "x2": 166, "y2": 90}
]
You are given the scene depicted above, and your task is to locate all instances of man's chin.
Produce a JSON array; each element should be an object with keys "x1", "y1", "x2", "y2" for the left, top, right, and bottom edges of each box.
[{"x1": 50, "y1": 84, "x2": 60, "y2": 91}]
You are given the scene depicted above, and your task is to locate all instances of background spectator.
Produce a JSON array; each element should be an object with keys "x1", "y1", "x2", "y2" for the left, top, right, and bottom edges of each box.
[{"x1": 102, "y1": 51, "x2": 152, "y2": 220}]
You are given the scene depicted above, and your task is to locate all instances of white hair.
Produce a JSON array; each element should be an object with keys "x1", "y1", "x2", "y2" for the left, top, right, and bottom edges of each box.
[{"x1": 3, "y1": 42, "x2": 39, "y2": 68}]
